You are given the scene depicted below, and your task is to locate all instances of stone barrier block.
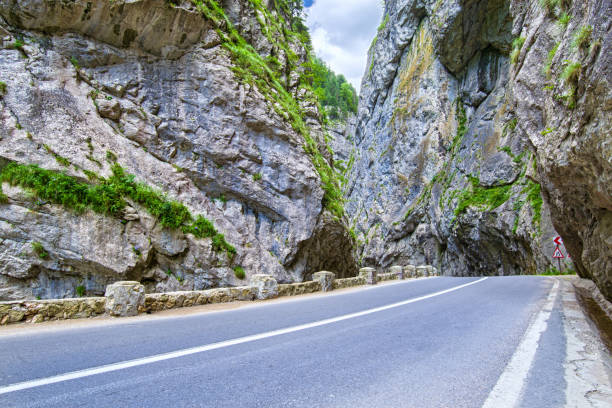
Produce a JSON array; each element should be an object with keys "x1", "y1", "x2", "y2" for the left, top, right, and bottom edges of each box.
[
  {"x1": 105, "y1": 281, "x2": 145, "y2": 317},
  {"x1": 390, "y1": 265, "x2": 404, "y2": 279},
  {"x1": 250, "y1": 274, "x2": 278, "y2": 300},
  {"x1": 360, "y1": 267, "x2": 377, "y2": 285},
  {"x1": 416, "y1": 265, "x2": 428, "y2": 277},
  {"x1": 404, "y1": 265, "x2": 416, "y2": 278},
  {"x1": 432, "y1": 267, "x2": 439, "y2": 276},
  {"x1": 313, "y1": 271, "x2": 335, "y2": 292},
  {"x1": 426, "y1": 266, "x2": 434, "y2": 276}
]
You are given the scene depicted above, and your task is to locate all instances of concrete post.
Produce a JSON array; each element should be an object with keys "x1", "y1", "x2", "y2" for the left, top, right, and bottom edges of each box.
[
  {"x1": 416, "y1": 265, "x2": 428, "y2": 277},
  {"x1": 426, "y1": 265, "x2": 434, "y2": 276},
  {"x1": 404, "y1": 265, "x2": 416, "y2": 278},
  {"x1": 313, "y1": 271, "x2": 335, "y2": 292},
  {"x1": 105, "y1": 281, "x2": 145, "y2": 317},
  {"x1": 360, "y1": 267, "x2": 377, "y2": 285},
  {"x1": 249, "y1": 274, "x2": 279, "y2": 300},
  {"x1": 390, "y1": 265, "x2": 404, "y2": 280}
]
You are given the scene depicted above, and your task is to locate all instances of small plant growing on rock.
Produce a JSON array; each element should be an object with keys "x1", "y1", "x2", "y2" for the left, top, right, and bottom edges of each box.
[
  {"x1": 252, "y1": 172, "x2": 262, "y2": 181},
  {"x1": 31, "y1": 241, "x2": 49, "y2": 259},
  {"x1": 233, "y1": 266, "x2": 246, "y2": 280},
  {"x1": 75, "y1": 285, "x2": 85, "y2": 297},
  {"x1": 510, "y1": 37, "x2": 526, "y2": 65},
  {"x1": 561, "y1": 61, "x2": 581, "y2": 84},
  {"x1": 11, "y1": 39, "x2": 24, "y2": 49},
  {"x1": 557, "y1": 12, "x2": 571, "y2": 29},
  {"x1": 0, "y1": 81, "x2": 6, "y2": 96},
  {"x1": 572, "y1": 25, "x2": 592, "y2": 50},
  {"x1": 539, "y1": 0, "x2": 560, "y2": 14}
]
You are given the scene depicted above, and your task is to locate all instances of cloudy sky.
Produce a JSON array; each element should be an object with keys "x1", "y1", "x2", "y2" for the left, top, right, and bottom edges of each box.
[{"x1": 304, "y1": 0, "x2": 383, "y2": 93}]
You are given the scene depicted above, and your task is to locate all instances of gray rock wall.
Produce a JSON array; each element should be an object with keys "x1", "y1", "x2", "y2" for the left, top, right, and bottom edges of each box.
[
  {"x1": 0, "y1": 0, "x2": 357, "y2": 300},
  {"x1": 348, "y1": 0, "x2": 611, "y2": 299}
]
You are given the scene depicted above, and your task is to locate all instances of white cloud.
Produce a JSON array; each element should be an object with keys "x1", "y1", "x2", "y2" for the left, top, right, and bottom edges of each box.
[{"x1": 306, "y1": 0, "x2": 383, "y2": 93}]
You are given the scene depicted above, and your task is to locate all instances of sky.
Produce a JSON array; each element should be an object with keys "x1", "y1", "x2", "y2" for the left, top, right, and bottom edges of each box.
[{"x1": 304, "y1": 0, "x2": 383, "y2": 93}]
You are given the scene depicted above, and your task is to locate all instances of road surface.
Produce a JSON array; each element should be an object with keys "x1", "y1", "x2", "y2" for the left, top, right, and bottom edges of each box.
[{"x1": 0, "y1": 276, "x2": 610, "y2": 407}]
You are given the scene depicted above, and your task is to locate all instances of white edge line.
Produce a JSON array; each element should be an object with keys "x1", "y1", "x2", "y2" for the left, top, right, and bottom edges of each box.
[
  {"x1": 481, "y1": 279, "x2": 560, "y2": 408},
  {"x1": 0, "y1": 277, "x2": 488, "y2": 395}
]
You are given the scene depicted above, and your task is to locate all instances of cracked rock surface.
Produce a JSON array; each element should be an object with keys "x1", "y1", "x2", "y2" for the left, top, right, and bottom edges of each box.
[{"x1": 0, "y1": 0, "x2": 357, "y2": 300}]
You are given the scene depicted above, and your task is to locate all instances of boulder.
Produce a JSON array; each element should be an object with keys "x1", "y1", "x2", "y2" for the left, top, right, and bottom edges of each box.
[
  {"x1": 104, "y1": 281, "x2": 145, "y2": 317},
  {"x1": 249, "y1": 274, "x2": 278, "y2": 300}
]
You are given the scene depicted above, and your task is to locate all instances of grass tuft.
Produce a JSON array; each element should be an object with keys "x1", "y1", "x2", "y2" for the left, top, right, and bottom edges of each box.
[
  {"x1": 572, "y1": 25, "x2": 592, "y2": 50},
  {"x1": 31, "y1": 241, "x2": 49, "y2": 259},
  {"x1": 510, "y1": 37, "x2": 526, "y2": 65},
  {"x1": 233, "y1": 266, "x2": 246, "y2": 280},
  {"x1": 0, "y1": 162, "x2": 236, "y2": 257}
]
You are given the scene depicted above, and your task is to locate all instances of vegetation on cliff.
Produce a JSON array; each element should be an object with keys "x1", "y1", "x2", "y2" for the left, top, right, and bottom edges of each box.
[
  {"x1": 189, "y1": 0, "x2": 347, "y2": 218},
  {"x1": 0, "y1": 162, "x2": 237, "y2": 257}
]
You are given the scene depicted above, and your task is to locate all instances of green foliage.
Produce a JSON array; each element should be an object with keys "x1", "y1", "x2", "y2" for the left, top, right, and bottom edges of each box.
[
  {"x1": 106, "y1": 151, "x2": 118, "y2": 162},
  {"x1": 510, "y1": 37, "x2": 526, "y2": 65},
  {"x1": 561, "y1": 61, "x2": 581, "y2": 83},
  {"x1": 233, "y1": 266, "x2": 246, "y2": 280},
  {"x1": 0, "y1": 163, "x2": 236, "y2": 257},
  {"x1": 378, "y1": 13, "x2": 389, "y2": 32},
  {"x1": 70, "y1": 56, "x2": 79, "y2": 69},
  {"x1": 540, "y1": 266, "x2": 575, "y2": 276},
  {"x1": 539, "y1": 0, "x2": 560, "y2": 14},
  {"x1": 190, "y1": 0, "x2": 345, "y2": 219},
  {"x1": 0, "y1": 81, "x2": 6, "y2": 96},
  {"x1": 572, "y1": 25, "x2": 592, "y2": 49},
  {"x1": 558, "y1": 12, "x2": 571, "y2": 28},
  {"x1": 75, "y1": 285, "x2": 85, "y2": 297},
  {"x1": 543, "y1": 43, "x2": 559, "y2": 78},
  {"x1": 307, "y1": 57, "x2": 358, "y2": 120},
  {"x1": 454, "y1": 176, "x2": 513, "y2": 217},
  {"x1": 252, "y1": 172, "x2": 262, "y2": 181},
  {"x1": 522, "y1": 180, "x2": 543, "y2": 232},
  {"x1": 31, "y1": 241, "x2": 49, "y2": 259},
  {"x1": 11, "y1": 39, "x2": 24, "y2": 49}
]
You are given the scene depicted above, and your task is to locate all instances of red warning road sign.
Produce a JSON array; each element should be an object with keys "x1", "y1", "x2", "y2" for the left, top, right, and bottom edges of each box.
[
  {"x1": 553, "y1": 236, "x2": 563, "y2": 246},
  {"x1": 553, "y1": 246, "x2": 565, "y2": 259}
]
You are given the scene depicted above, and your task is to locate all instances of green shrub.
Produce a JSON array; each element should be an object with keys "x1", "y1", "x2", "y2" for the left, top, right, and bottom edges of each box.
[
  {"x1": 572, "y1": 25, "x2": 592, "y2": 49},
  {"x1": 510, "y1": 37, "x2": 526, "y2": 65},
  {"x1": 75, "y1": 285, "x2": 85, "y2": 297},
  {"x1": 561, "y1": 61, "x2": 581, "y2": 84},
  {"x1": 233, "y1": 266, "x2": 246, "y2": 280},
  {"x1": 542, "y1": 43, "x2": 559, "y2": 78},
  {"x1": 539, "y1": 0, "x2": 560, "y2": 14},
  {"x1": 0, "y1": 81, "x2": 6, "y2": 96},
  {"x1": 11, "y1": 39, "x2": 24, "y2": 49},
  {"x1": 1, "y1": 162, "x2": 236, "y2": 257},
  {"x1": 252, "y1": 172, "x2": 262, "y2": 181},
  {"x1": 31, "y1": 241, "x2": 49, "y2": 259},
  {"x1": 454, "y1": 176, "x2": 512, "y2": 217},
  {"x1": 558, "y1": 12, "x2": 571, "y2": 28}
]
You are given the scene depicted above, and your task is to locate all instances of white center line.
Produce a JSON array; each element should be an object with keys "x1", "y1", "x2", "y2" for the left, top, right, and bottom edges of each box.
[
  {"x1": 482, "y1": 279, "x2": 559, "y2": 408},
  {"x1": 0, "y1": 277, "x2": 488, "y2": 395}
]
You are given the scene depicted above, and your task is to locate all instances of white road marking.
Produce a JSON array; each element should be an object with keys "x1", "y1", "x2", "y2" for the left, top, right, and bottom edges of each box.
[
  {"x1": 0, "y1": 277, "x2": 487, "y2": 395},
  {"x1": 482, "y1": 279, "x2": 560, "y2": 408}
]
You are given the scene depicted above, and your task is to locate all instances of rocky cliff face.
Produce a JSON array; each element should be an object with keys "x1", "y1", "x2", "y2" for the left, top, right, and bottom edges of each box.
[
  {"x1": 348, "y1": 0, "x2": 611, "y2": 299},
  {"x1": 0, "y1": 0, "x2": 357, "y2": 300}
]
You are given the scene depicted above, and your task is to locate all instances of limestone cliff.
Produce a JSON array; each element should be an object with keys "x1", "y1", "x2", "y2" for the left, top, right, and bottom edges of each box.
[
  {"x1": 348, "y1": 0, "x2": 611, "y2": 299},
  {"x1": 0, "y1": 0, "x2": 357, "y2": 300}
]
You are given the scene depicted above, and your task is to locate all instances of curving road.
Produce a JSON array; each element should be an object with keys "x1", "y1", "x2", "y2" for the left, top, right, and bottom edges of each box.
[{"x1": 0, "y1": 276, "x2": 609, "y2": 407}]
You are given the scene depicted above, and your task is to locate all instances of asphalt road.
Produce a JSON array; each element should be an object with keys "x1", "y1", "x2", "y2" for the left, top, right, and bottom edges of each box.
[{"x1": 0, "y1": 276, "x2": 573, "y2": 407}]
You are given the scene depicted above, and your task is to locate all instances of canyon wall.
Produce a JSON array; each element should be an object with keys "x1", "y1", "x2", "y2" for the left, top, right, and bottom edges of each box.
[
  {"x1": 348, "y1": 0, "x2": 610, "y2": 299},
  {"x1": 0, "y1": 0, "x2": 357, "y2": 300}
]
